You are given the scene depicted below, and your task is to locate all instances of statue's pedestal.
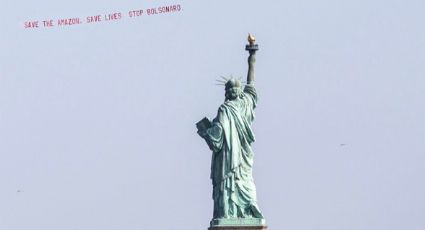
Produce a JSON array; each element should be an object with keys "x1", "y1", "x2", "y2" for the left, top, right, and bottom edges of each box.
[
  {"x1": 208, "y1": 218, "x2": 267, "y2": 230},
  {"x1": 209, "y1": 226, "x2": 267, "y2": 230}
]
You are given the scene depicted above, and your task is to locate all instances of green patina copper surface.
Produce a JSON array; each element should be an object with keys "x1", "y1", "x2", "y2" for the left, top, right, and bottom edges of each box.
[{"x1": 197, "y1": 35, "x2": 266, "y2": 227}]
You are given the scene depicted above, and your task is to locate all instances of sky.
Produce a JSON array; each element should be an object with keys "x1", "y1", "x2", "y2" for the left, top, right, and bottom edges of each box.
[{"x1": 1, "y1": 1, "x2": 425, "y2": 230}]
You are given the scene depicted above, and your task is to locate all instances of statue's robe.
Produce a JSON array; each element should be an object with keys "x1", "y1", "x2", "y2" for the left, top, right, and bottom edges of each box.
[{"x1": 204, "y1": 84, "x2": 263, "y2": 219}]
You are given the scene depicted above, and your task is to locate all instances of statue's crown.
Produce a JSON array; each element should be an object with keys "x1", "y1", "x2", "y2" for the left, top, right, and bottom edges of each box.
[{"x1": 225, "y1": 79, "x2": 241, "y2": 90}]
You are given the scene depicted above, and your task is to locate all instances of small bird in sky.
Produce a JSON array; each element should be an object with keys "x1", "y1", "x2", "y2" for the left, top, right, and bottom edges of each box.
[{"x1": 340, "y1": 144, "x2": 346, "y2": 147}]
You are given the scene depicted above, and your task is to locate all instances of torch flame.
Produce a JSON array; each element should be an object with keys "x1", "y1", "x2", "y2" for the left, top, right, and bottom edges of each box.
[{"x1": 248, "y1": 33, "x2": 256, "y2": 45}]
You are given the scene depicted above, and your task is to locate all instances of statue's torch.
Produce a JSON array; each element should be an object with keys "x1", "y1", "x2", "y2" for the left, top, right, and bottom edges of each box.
[{"x1": 246, "y1": 33, "x2": 259, "y2": 53}]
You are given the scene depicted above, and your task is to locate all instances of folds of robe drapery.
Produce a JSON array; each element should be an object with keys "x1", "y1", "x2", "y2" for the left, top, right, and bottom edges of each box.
[{"x1": 203, "y1": 84, "x2": 263, "y2": 218}]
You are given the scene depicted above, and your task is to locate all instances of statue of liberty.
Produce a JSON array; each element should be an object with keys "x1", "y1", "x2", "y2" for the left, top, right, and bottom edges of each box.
[{"x1": 197, "y1": 34, "x2": 266, "y2": 229}]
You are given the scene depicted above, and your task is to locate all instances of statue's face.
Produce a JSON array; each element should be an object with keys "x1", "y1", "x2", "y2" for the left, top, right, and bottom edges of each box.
[{"x1": 225, "y1": 87, "x2": 241, "y2": 100}]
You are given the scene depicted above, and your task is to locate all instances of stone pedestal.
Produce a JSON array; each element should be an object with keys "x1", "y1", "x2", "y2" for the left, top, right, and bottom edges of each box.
[
  {"x1": 208, "y1": 218, "x2": 267, "y2": 230},
  {"x1": 209, "y1": 226, "x2": 267, "y2": 230}
]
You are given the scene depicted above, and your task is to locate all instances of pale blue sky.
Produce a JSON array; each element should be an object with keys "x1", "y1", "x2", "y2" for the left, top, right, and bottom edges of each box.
[{"x1": 1, "y1": 1, "x2": 425, "y2": 230}]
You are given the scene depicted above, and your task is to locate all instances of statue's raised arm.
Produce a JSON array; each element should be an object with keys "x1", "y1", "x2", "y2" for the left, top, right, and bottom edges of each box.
[{"x1": 246, "y1": 33, "x2": 258, "y2": 85}]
